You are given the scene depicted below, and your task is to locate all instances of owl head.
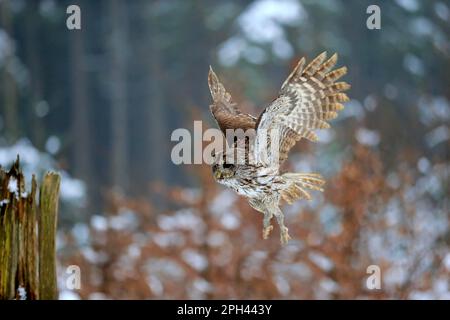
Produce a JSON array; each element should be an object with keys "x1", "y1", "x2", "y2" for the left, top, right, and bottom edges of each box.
[{"x1": 211, "y1": 147, "x2": 250, "y2": 181}]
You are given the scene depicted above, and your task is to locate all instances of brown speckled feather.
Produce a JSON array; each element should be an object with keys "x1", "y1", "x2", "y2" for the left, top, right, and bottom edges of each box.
[
  {"x1": 208, "y1": 67, "x2": 257, "y2": 134},
  {"x1": 255, "y1": 52, "x2": 350, "y2": 165}
]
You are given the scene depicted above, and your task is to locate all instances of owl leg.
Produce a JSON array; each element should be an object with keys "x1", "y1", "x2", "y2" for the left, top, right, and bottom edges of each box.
[
  {"x1": 249, "y1": 199, "x2": 274, "y2": 239},
  {"x1": 273, "y1": 209, "x2": 291, "y2": 245},
  {"x1": 262, "y1": 211, "x2": 274, "y2": 239}
]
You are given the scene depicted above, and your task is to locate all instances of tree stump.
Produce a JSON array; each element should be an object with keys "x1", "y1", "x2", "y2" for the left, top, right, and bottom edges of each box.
[{"x1": 0, "y1": 157, "x2": 60, "y2": 300}]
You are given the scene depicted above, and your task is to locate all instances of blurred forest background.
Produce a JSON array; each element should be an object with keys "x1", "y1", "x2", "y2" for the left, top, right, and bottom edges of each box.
[{"x1": 0, "y1": 0, "x2": 449, "y2": 299}]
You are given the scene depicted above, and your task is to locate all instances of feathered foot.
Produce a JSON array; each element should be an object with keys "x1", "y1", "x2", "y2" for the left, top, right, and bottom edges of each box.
[
  {"x1": 274, "y1": 209, "x2": 290, "y2": 245},
  {"x1": 262, "y1": 211, "x2": 274, "y2": 239}
]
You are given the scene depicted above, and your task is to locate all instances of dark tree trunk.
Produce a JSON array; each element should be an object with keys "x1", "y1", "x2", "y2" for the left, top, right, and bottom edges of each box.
[
  {"x1": 0, "y1": 0, "x2": 19, "y2": 142},
  {"x1": 69, "y1": 2, "x2": 91, "y2": 213},
  {"x1": 25, "y1": 0, "x2": 45, "y2": 149},
  {"x1": 108, "y1": 0, "x2": 129, "y2": 191}
]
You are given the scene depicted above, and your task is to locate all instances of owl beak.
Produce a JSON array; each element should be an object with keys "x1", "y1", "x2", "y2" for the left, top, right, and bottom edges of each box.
[{"x1": 214, "y1": 170, "x2": 222, "y2": 180}]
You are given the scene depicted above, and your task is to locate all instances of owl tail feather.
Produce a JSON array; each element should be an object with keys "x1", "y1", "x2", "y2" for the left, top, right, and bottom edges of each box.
[{"x1": 280, "y1": 173, "x2": 325, "y2": 204}]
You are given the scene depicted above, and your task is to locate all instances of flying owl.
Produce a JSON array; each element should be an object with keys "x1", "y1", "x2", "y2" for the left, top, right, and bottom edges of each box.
[{"x1": 208, "y1": 52, "x2": 350, "y2": 244}]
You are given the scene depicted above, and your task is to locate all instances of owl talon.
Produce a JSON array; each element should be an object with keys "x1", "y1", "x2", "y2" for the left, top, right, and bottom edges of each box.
[
  {"x1": 263, "y1": 225, "x2": 273, "y2": 239},
  {"x1": 280, "y1": 227, "x2": 291, "y2": 245}
]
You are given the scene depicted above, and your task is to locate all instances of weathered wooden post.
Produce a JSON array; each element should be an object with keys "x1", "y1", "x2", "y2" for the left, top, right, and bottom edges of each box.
[{"x1": 0, "y1": 157, "x2": 61, "y2": 300}]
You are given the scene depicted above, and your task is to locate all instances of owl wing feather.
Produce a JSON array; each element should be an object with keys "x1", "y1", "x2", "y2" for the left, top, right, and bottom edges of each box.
[
  {"x1": 255, "y1": 52, "x2": 350, "y2": 166},
  {"x1": 208, "y1": 66, "x2": 257, "y2": 134}
]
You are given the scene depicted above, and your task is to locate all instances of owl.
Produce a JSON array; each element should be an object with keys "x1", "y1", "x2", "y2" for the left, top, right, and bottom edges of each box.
[{"x1": 208, "y1": 52, "x2": 350, "y2": 244}]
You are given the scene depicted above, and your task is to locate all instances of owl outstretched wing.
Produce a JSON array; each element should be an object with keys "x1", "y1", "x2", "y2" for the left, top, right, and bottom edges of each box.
[
  {"x1": 255, "y1": 52, "x2": 350, "y2": 167},
  {"x1": 208, "y1": 66, "x2": 257, "y2": 135}
]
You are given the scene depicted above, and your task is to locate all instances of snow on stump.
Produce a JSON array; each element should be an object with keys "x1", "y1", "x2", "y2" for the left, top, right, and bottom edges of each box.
[{"x1": 0, "y1": 157, "x2": 60, "y2": 300}]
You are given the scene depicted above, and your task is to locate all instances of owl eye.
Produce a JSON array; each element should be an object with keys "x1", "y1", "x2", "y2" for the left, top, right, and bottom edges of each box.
[{"x1": 223, "y1": 163, "x2": 234, "y2": 169}]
